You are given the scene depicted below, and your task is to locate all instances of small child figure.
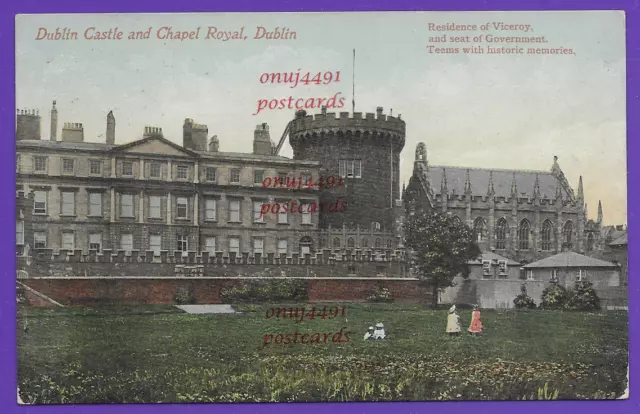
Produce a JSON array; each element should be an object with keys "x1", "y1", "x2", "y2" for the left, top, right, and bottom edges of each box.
[
  {"x1": 364, "y1": 326, "x2": 375, "y2": 341},
  {"x1": 468, "y1": 304, "x2": 483, "y2": 336},
  {"x1": 373, "y1": 323, "x2": 386, "y2": 339},
  {"x1": 446, "y1": 305, "x2": 461, "y2": 336}
]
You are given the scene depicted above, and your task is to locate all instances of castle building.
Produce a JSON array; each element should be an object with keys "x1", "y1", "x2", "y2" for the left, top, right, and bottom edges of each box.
[
  {"x1": 404, "y1": 142, "x2": 604, "y2": 264},
  {"x1": 290, "y1": 107, "x2": 405, "y2": 252},
  {"x1": 16, "y1": 102, "x2": 324, "y2": 258},
  {"x1": 15, "y1": 102, "x2": 403, "y2": 262}
]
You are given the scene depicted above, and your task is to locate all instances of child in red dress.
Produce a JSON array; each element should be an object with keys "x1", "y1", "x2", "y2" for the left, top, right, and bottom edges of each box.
[{"x1": 468, "y1": 304, "x2": 483, "y2": 336}]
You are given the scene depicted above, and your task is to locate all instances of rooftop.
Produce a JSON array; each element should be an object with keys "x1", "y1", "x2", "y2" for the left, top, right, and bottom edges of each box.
[{"x1": 523, "y1": 251, "x2": 618, "y2": 269}]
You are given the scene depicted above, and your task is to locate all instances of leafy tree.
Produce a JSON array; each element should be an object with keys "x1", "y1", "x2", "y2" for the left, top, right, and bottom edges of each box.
[
  {"x1": 540, "y1": 281, "x2": 568, "y2": 310},
  {"x1": 565, "y1": 280, "x2": 601, "y2": 311},
  {"x1": 404, "y1": 209, "x2": 481, "y2": 309},
  {"x1": 514, "y1": 284, "x2": 537, "y2": 309}
]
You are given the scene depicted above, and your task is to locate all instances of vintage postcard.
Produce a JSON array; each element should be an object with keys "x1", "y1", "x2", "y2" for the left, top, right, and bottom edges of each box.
[{"x1": 15, "y1": 11, "x2": 628, "y2": 403}]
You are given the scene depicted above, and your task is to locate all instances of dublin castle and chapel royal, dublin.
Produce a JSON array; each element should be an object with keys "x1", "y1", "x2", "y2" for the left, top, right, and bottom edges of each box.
[{"x1": 15, "y1": 101, "x2": 626, "y2": 307}]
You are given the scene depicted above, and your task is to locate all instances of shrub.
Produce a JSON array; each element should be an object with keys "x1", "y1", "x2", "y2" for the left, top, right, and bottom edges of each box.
[
  {"x1": 540, "y1": 282, "x2": 568, "y2": 310},
  {"x1": 220, "y1": 279, "x2": 307, "y2": 304},
  {"x1": 513, "y1": 284, "x2": 536, "y2": 309},
  {"x1": 367, "y1": 285, "x2": 393, "y2": 303},
  {"x1": 174, "y1": 286, "x2": 196, "y2": 305},
  {"x1": 565, "y1": 280, "x2": 601, "y2": 311}
]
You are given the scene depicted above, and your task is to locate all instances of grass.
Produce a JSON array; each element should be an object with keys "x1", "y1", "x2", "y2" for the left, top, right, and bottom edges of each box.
[{"x1": 17, "y1": 303, "x2": 628, "y2": 403}]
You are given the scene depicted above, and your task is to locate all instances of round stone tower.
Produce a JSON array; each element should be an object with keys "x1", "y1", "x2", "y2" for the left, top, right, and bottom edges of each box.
[{"x1": 289, "y1": 107, "x2": 405, "y2": 231}]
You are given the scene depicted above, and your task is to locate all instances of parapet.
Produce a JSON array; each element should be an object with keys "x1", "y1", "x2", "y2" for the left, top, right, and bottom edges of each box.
[
  {"x1": 289, "y1": 107, "x2": 405, "y2": 142},
  {"x1": 28, "y1": 248, "x2": 409, "y2": 266}
]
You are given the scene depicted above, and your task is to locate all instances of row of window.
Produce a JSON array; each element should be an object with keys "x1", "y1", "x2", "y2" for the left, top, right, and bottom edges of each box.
[
  {"x1": 471, "y1": 217, "x2": 591, "y2": 251},
  {"x1": 330, "y1": 236, "x2": 394, "y2": 249},
  {"x1": 479, "y1": 262, "x2": 589, "y2": 283},
  {"x1": 22, "y1": 230, "x2": 313, "y2": 256},
  {"x1": 19, "y1": 155, "x2": 322, "y2": 184},
  {"x1": 31, "y1": 190, "x2": 313, "y2": 224}
]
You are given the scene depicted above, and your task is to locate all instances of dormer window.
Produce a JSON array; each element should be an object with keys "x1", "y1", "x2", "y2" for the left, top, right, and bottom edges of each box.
[
  {"x1": 482, "y1": 260, "x2": 492, "y2": 277},
  {"x1": 498, "y1": 260, "x2": 508, "y2": 277}
]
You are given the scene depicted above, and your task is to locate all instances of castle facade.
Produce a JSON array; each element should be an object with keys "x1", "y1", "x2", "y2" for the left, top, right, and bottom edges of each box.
[{"x1": 15, "y1": 103, "x2": 403, "y2": 266}]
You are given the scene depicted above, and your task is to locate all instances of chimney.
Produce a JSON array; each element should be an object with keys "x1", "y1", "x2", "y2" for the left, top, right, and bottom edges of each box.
[
  {"x1": 106, "y1": 110, "x2": 115, "y2": 144},
  {"x1": 253, "y1": 123, "x2": 271, "y2": 155},
  {"x1": 143, "y1": 126, "x2": 163, "y2": 138},
  {"x1": 50, "y1": 101, "x2": 57, "y2": 141},
  {"x1": 182, "y1": 118, "x2": 207, "y2": 151},
  {"x1": 61, "y1": 122, "x2": 84, "y2": 142},
  {"x1": 208, "y1": 135, "x2": 219, "y2": 152},
  {"x1": 376, "y1": 106, "x2": 384, "y2": 117},
  {"x1": 16, "y1": 108, "x2": 41, "y2": 141}
]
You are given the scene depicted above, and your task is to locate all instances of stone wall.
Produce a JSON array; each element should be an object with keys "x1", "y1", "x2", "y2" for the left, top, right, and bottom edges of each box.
[{"x1": 20, "y1": 277, "x2": 431, "y2": 307}]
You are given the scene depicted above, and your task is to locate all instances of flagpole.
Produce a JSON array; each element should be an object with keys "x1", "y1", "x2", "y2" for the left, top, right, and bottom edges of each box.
[{"x1": 352, "y1": 48, "x2": 356, "y2": 113}]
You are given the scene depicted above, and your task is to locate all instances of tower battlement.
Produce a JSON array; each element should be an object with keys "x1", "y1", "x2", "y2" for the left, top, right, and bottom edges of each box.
[
  {"x1": 290, "y1": 108, "x2": 405, "y2": 142},
  {"x1": 288, "y1": 106, "x2": 406, "y2": 231}
]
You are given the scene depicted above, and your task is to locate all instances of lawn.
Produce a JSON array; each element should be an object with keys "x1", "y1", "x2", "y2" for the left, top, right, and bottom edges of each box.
[{"x1": 17, "y1": 303, "x2": 628, "y2": 403}]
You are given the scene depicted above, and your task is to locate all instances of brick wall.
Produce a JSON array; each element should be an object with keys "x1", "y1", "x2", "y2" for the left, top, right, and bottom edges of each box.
[{"x1": 21, "y1": 277, "x2": 431, "y2": 307}]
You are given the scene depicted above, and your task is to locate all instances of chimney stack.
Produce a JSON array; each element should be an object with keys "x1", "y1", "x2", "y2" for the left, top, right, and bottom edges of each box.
[
  {"x1": 106, "y1": 110, "x2": 115, "y2": 144},
  {"x1": 61, "y1": 122, "x2": 85, "y2": 142},
  {"x1": 208, "y1": 135, "x2": 219, "y2": 152},
  {"x1": 50, "y1": 101, "x2": 58, "y2": 141},
  {"x1": 253, "y1": 123, "x2": 271, "y2": 155},
  {"x1": 183, "y1": 118, "x2": 208, "y2": 151},
  {"x1": 376, "y1": 106, "x2": 384, "y2": 117},
  {"x1": 16, "y1": 108, "x2": 42, "y2": 141},
  {"x1": 143, "y1": 126, "x2": 163, "y2": 138}
]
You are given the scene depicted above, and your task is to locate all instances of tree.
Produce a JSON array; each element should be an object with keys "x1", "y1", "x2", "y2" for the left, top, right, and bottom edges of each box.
[
  {"x1": 404, "y1": 209, "x2": 481, "y2": 309},
  {"x1": 514, "y1": 284, "x2": 537, "y2": 309}
]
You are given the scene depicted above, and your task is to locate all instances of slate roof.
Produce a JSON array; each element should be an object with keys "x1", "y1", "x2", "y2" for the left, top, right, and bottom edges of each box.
[
  {"x1": 523, "y1": 251, "x2": 618, "y2": 269},
  {"x1": 428, "y1": 166, "x2": 573, "y2": 200},
  {"x1": 608, "y1": 233, "x2": 628, "y2": 246},
  {"x1": 16, "y1": 138, "x2": 317, "y2": 165},
  {"x1": 469, "y1": 251, "x2": 520, "y2": 266},
  {"x1": 17, "y1": 139, "x2": 115, "y2": 152}
]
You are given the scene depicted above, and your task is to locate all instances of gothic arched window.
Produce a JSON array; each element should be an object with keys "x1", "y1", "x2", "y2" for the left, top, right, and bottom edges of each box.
[
  {"x1": 541, "y1": 220, "x2": 553, "y2": 251},
  {"x1": 563, "y1": 221, "x2": 574, "y2": 249},
  {"x1": 347, "y1": 237, "x2": 355, "y2": 248},
  {"x1": 587, "y1": 233, "x2": 595, "y2": 251},
  {"x1": 375, "y1": 238, "x2": 382, "y2": 249},
  {"x1": 373, "y1": 222, "x2": 381, "y2": 231},
  {"x1": 386, "y1": 239, "x2": 392, "y2": 248},
  {"x1": 518, "y1": 219, "x2": 531, "y2": 250},
  {"x1": 362, "y1": 237, "x2": 369, "y2": 248},
  {"x1": 452, "y1": 216, "x2": 462, "y2": 226},
  {"x1": 495, "y1": 218, "x2": 507, "y2": 249},
  {"x1": 333, "y1": 237, "x2": 341, "y2": 248},
  {"x1": 473, "y1": 218, "x2": 486, "y2": 242}
]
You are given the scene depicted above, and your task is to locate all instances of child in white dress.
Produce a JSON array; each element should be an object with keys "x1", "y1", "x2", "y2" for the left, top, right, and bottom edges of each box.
[{"x1": 446, "y1": 305, "x2": 461, "y2": 336}]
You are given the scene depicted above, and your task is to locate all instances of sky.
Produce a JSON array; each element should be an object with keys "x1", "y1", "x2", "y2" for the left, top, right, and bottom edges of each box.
[{"x1": 15, "y1": 11, "x2": 627, "y2": 224}]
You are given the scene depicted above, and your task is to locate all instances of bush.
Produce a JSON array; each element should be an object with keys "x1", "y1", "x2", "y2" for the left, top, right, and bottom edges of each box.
[
  {"x1": 220, "y1": 279, "x2": 307, "y2": 304},
  {"x1": 540, "y1": 282, "x2": 568, "y2": 310},
  {"x1": 174, "y1": 286, "x2": 196, "y2": 305},
  {"x1": 565, "y1": 280, "x2": 601, "y2": 311},
  {"x1": 367, "y1": 285, "x2": 393, "y2": 303},
  {"x1": 513, "y1": 284, "x2": 536, "y2": 309}
]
